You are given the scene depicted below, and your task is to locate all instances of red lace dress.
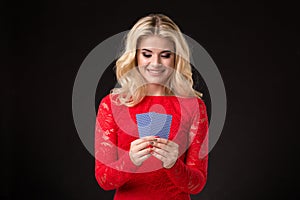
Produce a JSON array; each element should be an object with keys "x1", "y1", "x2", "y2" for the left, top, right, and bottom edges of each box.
[{"x1": 95, "y1": 94, "x2": 209, "y2": 200}]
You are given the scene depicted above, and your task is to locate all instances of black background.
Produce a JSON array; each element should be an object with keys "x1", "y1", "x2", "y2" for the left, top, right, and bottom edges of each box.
[{"x1": 1, "y1": 1, "x2": 299, "y2": 200}]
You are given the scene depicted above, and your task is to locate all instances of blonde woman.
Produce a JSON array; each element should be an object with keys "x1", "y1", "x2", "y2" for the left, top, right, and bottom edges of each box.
[{"x1": 95, "y1": 13, "x2": 209, "y2": 200}]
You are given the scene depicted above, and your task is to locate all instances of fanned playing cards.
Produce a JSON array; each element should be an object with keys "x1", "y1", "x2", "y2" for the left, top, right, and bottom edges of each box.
[{"x1": 136, "y1": 112, "x2": 172, "y2": 139}]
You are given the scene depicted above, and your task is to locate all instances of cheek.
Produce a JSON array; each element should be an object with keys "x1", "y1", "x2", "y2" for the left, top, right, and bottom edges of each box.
[
  {"x1": 137, "y1": 56, "x2": 146, "y2": 73},
  {"x1": 137, "y1": 55, "x2": 147, "y2": 66},
  {"x1": 163, "y1": 58, "x2": 175, "y2": 68}
]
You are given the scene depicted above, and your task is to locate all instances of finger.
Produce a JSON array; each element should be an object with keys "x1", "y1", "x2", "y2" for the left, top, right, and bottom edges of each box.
[
  {"x1": 156, "y1": 139, "x2": 178, "y2": 148},
  {"x1": 131, "y1": 136, "x2": 157, "y2": 146},
  {"x1": 169, "y1": 141, "x2": 179, "y2": 148},
  {"x1": 139, "y1": 154, "x2": 151, "y2": 163},
  {"x1": 136, "y1": 147, "x2": 152, "y2": 157},
  {"x1": 151, "y1": 142, "x2": 170, "y2": 153},
  {"x1": 153, "y1": 138, "x2": 179, "y2": 149},
  {"x1": 141, "y1": 135, "x2": 157, "y2": 140},
  {"x1": 141, "y1": 135, "x2": 158, "y2": 141},
  {"x1": 154, "y1": 138, "x2": 169, "y2": 144},
  {"x1": 151, "y1": 151, "x2": 167, "y2": 162},
  {"x1": 131, "y1": 138, "x2": 147, "y2": 146},
  {"x1": 151, "y1": 147, "x2": 168, "y2": 158},
  {"x1": 134, "y1": 141, "x2": 153, "y2": 152}
]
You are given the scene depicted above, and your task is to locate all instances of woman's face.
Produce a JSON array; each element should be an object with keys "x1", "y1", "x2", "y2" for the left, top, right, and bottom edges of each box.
[{"x1": 136, "y1": 36, "x2": 175, "y2": 85}]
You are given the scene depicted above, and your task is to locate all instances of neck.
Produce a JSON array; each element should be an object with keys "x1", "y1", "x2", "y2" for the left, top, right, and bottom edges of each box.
[{"x1": 146, "y1": 84, "x2": 165, "y2": 96}]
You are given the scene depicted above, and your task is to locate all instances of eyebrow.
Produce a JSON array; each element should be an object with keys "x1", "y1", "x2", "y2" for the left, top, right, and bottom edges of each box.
[{"x1": 141, "y1": 48, "x2": 173, "y2": 53}]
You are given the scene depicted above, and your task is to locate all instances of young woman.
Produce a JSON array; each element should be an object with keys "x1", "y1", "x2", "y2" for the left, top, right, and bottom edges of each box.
[{"x1": 95, "y1": 13, "x2": 209, "y2": 200}]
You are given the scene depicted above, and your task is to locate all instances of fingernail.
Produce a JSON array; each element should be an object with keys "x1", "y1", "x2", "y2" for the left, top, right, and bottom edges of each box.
[{"x1": 153, "y1": 138, "x2": 157, "y2": 142}]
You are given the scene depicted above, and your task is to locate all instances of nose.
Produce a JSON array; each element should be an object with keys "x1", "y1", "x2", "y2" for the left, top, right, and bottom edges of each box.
[{"x1": 151, "y1": 54, "x2": 161, "y2": 66}]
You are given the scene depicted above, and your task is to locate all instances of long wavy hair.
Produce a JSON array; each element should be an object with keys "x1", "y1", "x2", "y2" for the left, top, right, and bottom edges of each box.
[{"x1": 111, "y1": 13, "x2": 202, "y2": 107}]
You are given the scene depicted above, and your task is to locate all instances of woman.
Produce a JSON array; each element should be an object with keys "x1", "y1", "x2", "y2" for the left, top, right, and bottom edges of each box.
[{"x1": 95, "y1": 13, "x2": 209, "y2": 200}]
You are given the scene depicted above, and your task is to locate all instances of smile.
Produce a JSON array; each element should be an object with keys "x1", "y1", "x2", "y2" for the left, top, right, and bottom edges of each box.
[{"x1": 146, "y1": 69, "x2": 165, "y2": 75}]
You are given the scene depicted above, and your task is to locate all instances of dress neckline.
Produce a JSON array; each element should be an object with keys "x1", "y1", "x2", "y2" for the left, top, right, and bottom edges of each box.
[{"x1": 144, "y1": 95, "x2": 199, "y2": 99}]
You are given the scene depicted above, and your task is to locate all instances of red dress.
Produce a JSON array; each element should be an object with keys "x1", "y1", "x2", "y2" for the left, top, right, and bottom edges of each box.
[{"x1": 95, "y1": 94, "x2": 209, "y2": 200}]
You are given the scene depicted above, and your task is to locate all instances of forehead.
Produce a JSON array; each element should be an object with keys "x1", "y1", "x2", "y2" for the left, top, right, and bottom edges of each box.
[{"x1": 137, "y1": 36, "x2": 175, "y2": 52}]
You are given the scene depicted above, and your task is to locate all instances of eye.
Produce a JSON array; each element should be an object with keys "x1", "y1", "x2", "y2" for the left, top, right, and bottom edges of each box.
[
  {"x1": 161, "y1": 53, "x2": 171, "y2": 58},
  {"x1": 142, "y1": 52, "x2": 152, "y2": 58}
]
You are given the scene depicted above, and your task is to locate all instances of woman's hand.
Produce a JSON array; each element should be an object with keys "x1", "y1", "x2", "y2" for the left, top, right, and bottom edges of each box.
[
  {"x1": 129, "y1": 136, "x2": 156, "y2": 166},
  {"x1": 151, "y1": 138, "x2": 179, "y2": 169}
]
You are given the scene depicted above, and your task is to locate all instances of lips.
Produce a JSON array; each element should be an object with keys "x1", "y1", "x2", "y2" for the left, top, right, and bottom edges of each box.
[{"x1": 146, "y1": 68, "x2": 165, "y2": 75}]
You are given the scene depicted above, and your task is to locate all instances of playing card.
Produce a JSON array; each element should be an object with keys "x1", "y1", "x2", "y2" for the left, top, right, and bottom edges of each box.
[
  {"x1": 136, "y1": 112, "x2": 172, "y2": 139},
  {"x1": 136, "y1": 112, "x2": 152, "y2": 138},
  {"x1": 150, "y1": 112, "x2": 172, "y2": 139}
]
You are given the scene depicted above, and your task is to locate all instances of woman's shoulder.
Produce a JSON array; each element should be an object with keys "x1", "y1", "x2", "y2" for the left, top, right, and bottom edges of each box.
[
  {"x1": 173, "y1": 96, "x2": 207, "y2": 119},
  {"x1": 175, "y1": 95, "x2": 206, "y2": 106},
  {"x1": 195, "y1": 96, "x2": 206, "y2": 108},
  {"x1": 144, "y1": 95, "x2": 205, "y2": 106},
  {"x1": 99, "y1": 93, "x2": 111, "y2": 104},
  {"x1": 100, "y1": 93, "x2": 123, "y2": 106}
]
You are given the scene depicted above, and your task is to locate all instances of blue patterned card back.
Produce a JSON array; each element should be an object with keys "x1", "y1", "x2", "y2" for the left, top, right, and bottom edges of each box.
[
  {"x1": 136, "y1": 112, "x2": 172, "y2": 139},
  {"x1": 136, "y1": 113, "x2": 152, "y2": 138}
]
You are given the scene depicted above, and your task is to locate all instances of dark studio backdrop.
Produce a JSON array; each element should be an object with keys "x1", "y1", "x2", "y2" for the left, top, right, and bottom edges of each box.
[{"x1": 1, "y1": 1, "x2": 299, "y2": 199}]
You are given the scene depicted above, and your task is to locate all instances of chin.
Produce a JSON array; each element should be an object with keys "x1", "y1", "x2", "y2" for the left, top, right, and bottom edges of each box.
[{"x1": 145, "y1": 78, "x2": 169, "y2": 85}]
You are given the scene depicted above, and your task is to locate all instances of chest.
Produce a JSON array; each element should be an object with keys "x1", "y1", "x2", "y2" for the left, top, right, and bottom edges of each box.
[{"x1": 114, "y1": 101, "x2": 193, "y2": 154}]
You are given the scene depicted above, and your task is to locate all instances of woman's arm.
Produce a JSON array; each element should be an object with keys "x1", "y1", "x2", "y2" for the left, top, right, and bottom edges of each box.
[
  {"x1": 164, "y1": 98, "x2": 209, "y2": 194},
  {"x1": 94, "y1": 95, "x2": 138, "y2": 190}
]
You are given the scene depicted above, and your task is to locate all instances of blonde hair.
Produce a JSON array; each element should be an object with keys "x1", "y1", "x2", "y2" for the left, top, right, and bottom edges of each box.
[{"x1": 111, "y1": 13, "x2": 202, "y2": 107}]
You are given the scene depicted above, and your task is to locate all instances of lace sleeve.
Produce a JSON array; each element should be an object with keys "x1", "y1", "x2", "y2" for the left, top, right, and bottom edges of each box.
[
  {"x1": 94, "y1": 95, "x2": 138, "y2": 191},
  {"x1": 165, "y1": 98, "x2": 209, "y2": 194}
]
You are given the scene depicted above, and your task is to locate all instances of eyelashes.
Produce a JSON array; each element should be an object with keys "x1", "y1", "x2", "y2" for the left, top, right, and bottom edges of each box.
[
  {"x1": 142, "y1": 53, "x2": 151, "y2": 58},
  {"x1": 161, "y1": 54, "x2": 171, "y2": 58},
  {"x1": 142, "y1": 52, "x2": 172, "y2": 58}
]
